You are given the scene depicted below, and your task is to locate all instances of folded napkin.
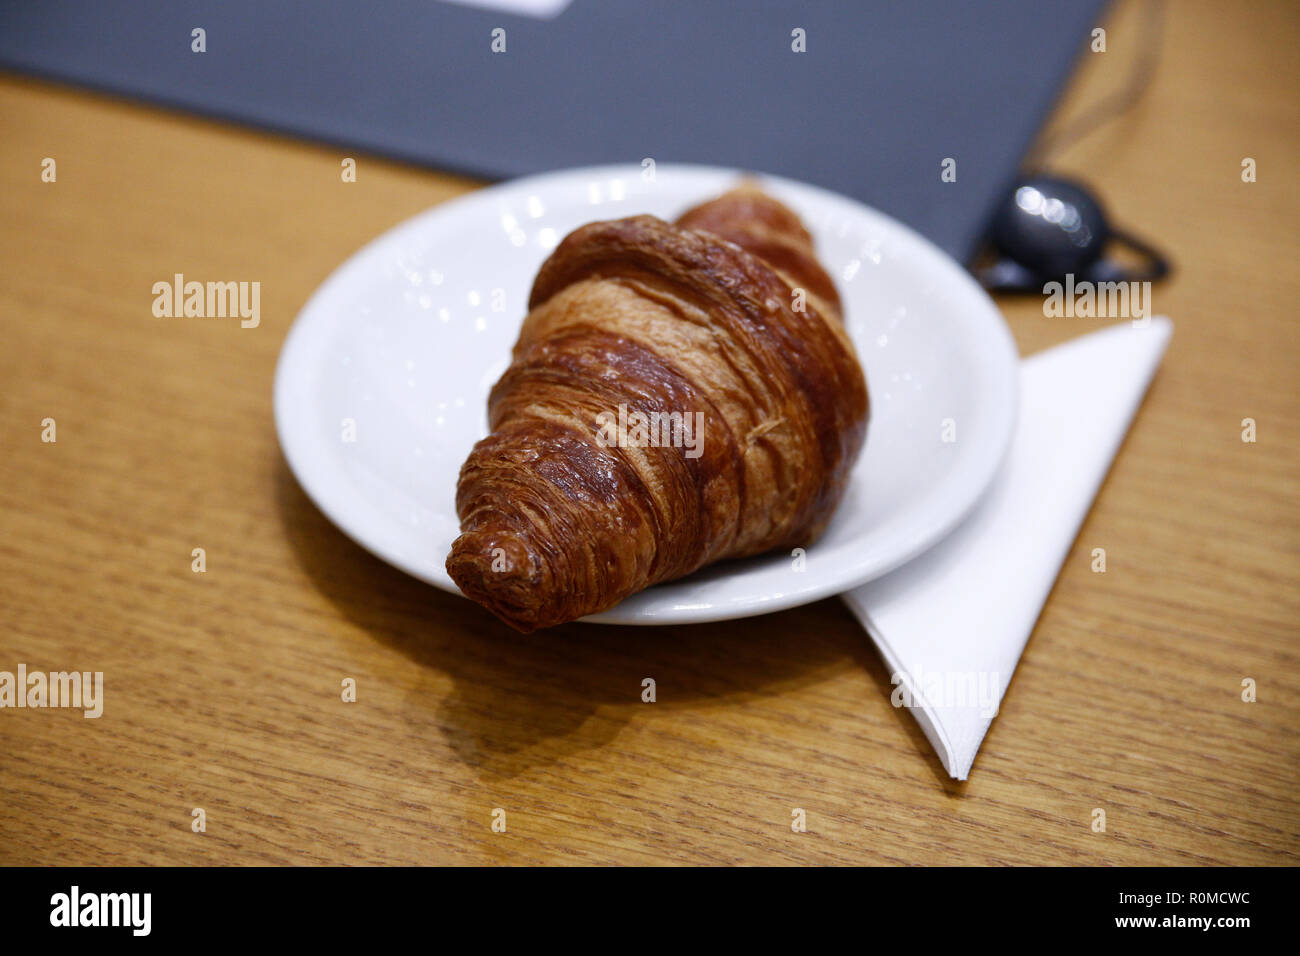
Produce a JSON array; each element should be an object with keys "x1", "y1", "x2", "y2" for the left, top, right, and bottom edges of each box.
[{"x1": 842, "y1": 317, "x2": 1173, "y2": 779}]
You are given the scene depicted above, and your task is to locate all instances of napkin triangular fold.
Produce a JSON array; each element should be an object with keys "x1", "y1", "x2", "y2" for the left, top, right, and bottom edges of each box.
[{"x1": 842, "y1": 317, "x2": 1173, "y2": 779}]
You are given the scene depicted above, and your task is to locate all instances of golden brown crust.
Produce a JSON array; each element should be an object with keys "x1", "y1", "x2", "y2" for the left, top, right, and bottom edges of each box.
[
  {"x1": 446, "y1": 186, "x2": 869, "y2": 632},
  {"x1": 675, "y1": 181, "x2": 843, "y2": 316}
]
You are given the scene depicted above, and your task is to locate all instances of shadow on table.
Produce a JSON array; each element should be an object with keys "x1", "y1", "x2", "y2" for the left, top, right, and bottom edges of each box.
[{"x1": 275, "y1": 463, "x2": 954, "y2": 787}]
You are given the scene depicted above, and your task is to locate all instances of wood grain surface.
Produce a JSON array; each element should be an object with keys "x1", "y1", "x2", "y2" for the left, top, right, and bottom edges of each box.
[{"x1": 1, "y1": 0, "x2": 1296, "y2": 865}]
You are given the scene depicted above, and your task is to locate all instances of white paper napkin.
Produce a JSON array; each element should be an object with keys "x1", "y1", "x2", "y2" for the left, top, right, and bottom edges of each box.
[{"x1": 841, "y1": 317, "x2": 1173, "y2": 779}]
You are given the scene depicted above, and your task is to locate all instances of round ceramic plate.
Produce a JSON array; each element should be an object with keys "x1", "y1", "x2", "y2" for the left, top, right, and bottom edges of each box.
[{"x1": 274, "y1": 164, "x2": 1018, "y2": 624}]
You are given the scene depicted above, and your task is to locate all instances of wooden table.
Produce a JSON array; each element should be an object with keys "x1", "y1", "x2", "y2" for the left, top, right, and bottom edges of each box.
[{"x1": 2, "y1": 0, "x2": 1296, "y2": 865}]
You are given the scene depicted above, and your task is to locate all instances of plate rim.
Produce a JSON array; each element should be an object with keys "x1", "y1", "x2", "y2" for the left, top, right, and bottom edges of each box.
[{"x1": 274, "y1": 162, "x2": 1019, "y2": 625}]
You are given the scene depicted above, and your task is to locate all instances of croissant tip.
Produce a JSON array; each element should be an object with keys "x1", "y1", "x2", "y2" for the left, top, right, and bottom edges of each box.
[{"x1": 446, "y1": 531, "x2": 548, "y2": 634}]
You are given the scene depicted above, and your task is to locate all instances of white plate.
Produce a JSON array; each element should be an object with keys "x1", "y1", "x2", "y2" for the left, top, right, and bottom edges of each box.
[{"x1": 274, "y1": 164, "x2": 1018, "y2": 625}]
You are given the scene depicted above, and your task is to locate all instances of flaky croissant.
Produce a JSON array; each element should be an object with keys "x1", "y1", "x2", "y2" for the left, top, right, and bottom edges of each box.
[{"x1": 446, "y1": 184, "x2": 869, "y2": 632}]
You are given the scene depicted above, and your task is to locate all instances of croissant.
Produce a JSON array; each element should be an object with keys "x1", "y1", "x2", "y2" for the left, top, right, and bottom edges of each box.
[{"x1": 446, "y1": 184, "x2": 869, "y2": 632}]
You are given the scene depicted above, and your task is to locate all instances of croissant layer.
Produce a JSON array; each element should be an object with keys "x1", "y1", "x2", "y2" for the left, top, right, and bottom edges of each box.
[{"x1": 447, "y1": 187, "x2": 869, "y2": 631}]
